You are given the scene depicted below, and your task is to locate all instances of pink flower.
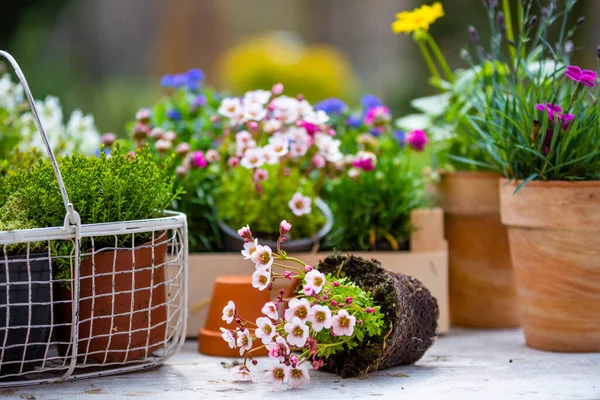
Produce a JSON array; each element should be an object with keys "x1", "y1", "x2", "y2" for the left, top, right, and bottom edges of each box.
[
  {"x1": 228, "y1": 156, "x2": 240, "y2": 168},
  {"x1": 175, "y1": 142, "x2": 191, "y2": 156},
  {"x1": 364, "y1": 106, "x2": 391, "y2": 126},
  {"x1": 135, "y1": 108, "x2": 151, "y2": 122},
  {"x1": 155, "y1": 139, "x2": 172, "y2": 153},
  {"x1": 220, "y1": 327, "x2": 236, "y2": 349},
  {"x1": 221, "y1": 300, "x2": 236, "y2": 324},
  {"x1": 251, "y1": 244, "x2": 274, "y2": 270},
  {"x1": 304, "y1": 265, "x2": 313, "y2": 272},
  {"x1": 284, "y1": 317, "x2": 309, "y2": 348},
  {"x1": 288, "y1": 365, "x2": 310, "y2": 388},
  {"x1": 101, "y1": 133, "x2": 116, "y2": 146},
  {"x1": 253, "y1": 168, "x2": 269, "y2": 183},
  {"x1": 303, "y1": 270, "x2": 326, "y2": 296},
  {"x1": 265, "y1": 364, "x2": 291, "y2": 385},
  {"x1": 233, "y1": 366, "x2": 253, "y2": 382},
  {"x1": 331, "y1": 309, "x2": 356, "y2": 337},
  {"x1": 192, "y1": 151, "x2": 207, "y2": 168},
  {"x1": 252, "y1": 269, "x2": 271, "y2": 291},
  {"x1": 237, "y1": 225, "x2": 252, "y2": 240},
  {"x1": 561, "y1": 113, "x2": 575, "y2": 130},
  {"x1": 262, "y1": 301, "x2": 279, "y2": 320},
  {"x1": 272, "y1": 83, "x2": 284, "y2": 95},
  {"x1": 308, "y1": 304, "x2": 332, "y2": 332},
  {"x1": 164, "y1": 131, "x2": 177, "y2": 142},
  {"x1": 205, "y1": 149, "x2": 220, "y2": 162},
  {"x1": 352, "y1": 151, "x2": 377, "y2": 172},
  {"x1": 407, "y1": 129, "x2": 428, "y2": 152},
  {"x1": 236, "y1": 329, "x2": 253, "y2": 356},
  {"x1": 255, "y1": 317, "x2": 277, "y2": 345},
  {"x1": 279, "y1": 220, "x2": 292, "y2": 236},
  {"x1": 267, "y1": 336, "x2": 290, "y2": 362},
  {"x1": 284, "y1": 298, "x2": 311, "y2": 322},
  {"x1": 288, "y1": 192, "x2": 312, "y2": 216},
  {"x1": 566, "y1": 65, "x2": 597, "y2": 87},
  {"x1": 312, "y1": 153, "x2": 326, "y2": 169}
]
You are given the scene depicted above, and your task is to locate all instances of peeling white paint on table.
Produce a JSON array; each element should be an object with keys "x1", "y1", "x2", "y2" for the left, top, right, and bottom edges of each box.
[{"x1": 6, "y1": 329, "x2": 600, "y2": 400}]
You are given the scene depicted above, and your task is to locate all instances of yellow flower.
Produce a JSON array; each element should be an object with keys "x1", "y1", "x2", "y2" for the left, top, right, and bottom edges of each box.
[{"x1": 391, "y1": 2, "x2": 444, "y2": 34}]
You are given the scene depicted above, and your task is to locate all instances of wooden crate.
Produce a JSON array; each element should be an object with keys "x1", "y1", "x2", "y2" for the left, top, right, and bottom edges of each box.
[{"x1": 187, "y1": 207, "x2": 448, "y2": 337}]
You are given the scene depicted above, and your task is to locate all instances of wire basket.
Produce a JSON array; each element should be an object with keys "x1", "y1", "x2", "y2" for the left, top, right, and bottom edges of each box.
[{"x1": 0, "y1": 51, "x2": 188, "y2": 387}]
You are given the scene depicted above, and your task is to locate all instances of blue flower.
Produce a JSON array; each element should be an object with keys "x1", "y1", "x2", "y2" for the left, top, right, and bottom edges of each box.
[
  {"x1": 314, "y1": 98, "x2": 347, "y2": 115},
  {"x1": 346, "y1": 115, "x2": 362, "y2": 128},
  {"x1": 361, "y1": 94, "x2": 383, "y2": 110},
  {"x1": 194, "y1": 95, "x2": 207, "y2": 108},
  {"x1": 172, "y1": 74, "x2": 187, "y2": 88},
  {"x1": 94, "y1": 147, "x2": 111, "y2": 158},
  {"x1": 187, "y1": 68, "x2": 205, "y2": 82},
  {"x1": 160, "y1": 74, "x2": 174, "y2": 88},
  {"x1": 393, "y1": 130, "x2": 406, "y2": 146},
  {"x1": 370, "y1": 128, "x2": 384, "y2": 137},
  {"x1": 167, "y1": 109, "x2": 182, "y2": 121}
]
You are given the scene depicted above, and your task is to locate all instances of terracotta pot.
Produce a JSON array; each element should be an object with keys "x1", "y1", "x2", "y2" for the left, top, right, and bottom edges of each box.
[
  {"x1": 500, "y1": 179, "x2": 600, "y2": 352},
  {"x1": 438, "y1": 171, "x2": 519, "y2": 328},
  {"x1": 55, "y1": 232, "x2": 169, "y2": 363},
  {"x1": 198, "y1": 275, "x2": 270, "y2": 357}
]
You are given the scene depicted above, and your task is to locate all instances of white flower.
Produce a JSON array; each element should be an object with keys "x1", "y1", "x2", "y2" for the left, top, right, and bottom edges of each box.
[
  {"x1": 220, "y1": 328, "x2": 236, "y2": 349},
  {"x1": 304, "y1": 109, "x2": 330, "y2": 125},
  {"x1": 308, "y1": 305, "x2": 332, "y2": 332},
  {"x1": 288, "y1": 192, "x2": 312, "y2": 216},
  {"x1": 287, "y1": 126, "x2": 311, "y2": 145},
  {"x1": 255, "y1": 317, "x2": 277, "y2": 345},
  {"x1": 252, "y1": 269, "x2": 271, "y2": 291},
  {"x1": 331, "y1": 309, "x2": 356, "y2": 337},
  {"x1": 284, "y1": 298, "x2": 311, "y2": 322},
  {"x1": 233, "y1": 367, "x2": 253, "y2": 382},
  {"x1": 261, "y1": 146, "x2": 280, "y2": 165},
  {"x1": 288, "y1": 365, "x2": 310, "y2": 388},
  {"x1": 236, "y1": 329, "x2": 253, "y2": 356},
  {"x1": 67, "y1": 109, "x2": 101, "y2": 155},
  {"x1": 241, "y1": 239, "x2": 259, "y2": 259},
  {"x1": 271, "y1": 96, "x2": 300, "y2": 124},
  {"x1": 37, "y1": 96, "x2": 63, "y2": 131},
  {"x1": 289, "y1": 141, "x2": 309, "y2": 158},
  {"x1": 243, "y1": 90, "x2": 272, "y2": 107},
  {"x1": 240, "y1": 148, "x2": 264, "y2": 169},
  {"x1": 267, "y1": 335, "x2": 290, "y2": 362},
  {"x1": 267, "y1": 136, "x2": 289, "y2": 157},
  {"x1": 222, "y1": 300, "x2": 236, "y2": 324},
  {"x1": 295, "y1": 99, "x2": 314, "y2": 118},
  {"x1": 348, "y1": 168, "x2": 361, "y2": 179},
  {"x1": 243, "y1": 102, "x2": 268, "y2": 121},
  {"x1": 303, "y1": 270, "x2": 326, "y2": 296},
  {"x1": 0, "y1": 74, "x2": 24, "y2": 111},
  {"x1": 284, "y1": 317, "x2": 309, "y2": 348},
  {"x1": 265, "y1": 364, "x2": 291, "y2": 385},
  {"x1": 263, "y1": 119, "x2": 282, "y2": 133},
  {"x1": 218, "y1": 97, "x2": 243, "y2": 119},
  {"x1": 236, "y1": 130, "x2": 253, "y2": 145},
  {"x1": 205, "y1": 149, "x2": 220, "y2": 162},
  {"x1": 250, "y1": 244, "x2": 274, "y2": 270},
  {"x1": 262, "y1": 301, "x2": 279, "y2": 320}
]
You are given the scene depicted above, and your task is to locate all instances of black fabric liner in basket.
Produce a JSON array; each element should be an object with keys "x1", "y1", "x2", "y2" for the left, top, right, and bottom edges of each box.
[{"x1": 0, "y1": 254, "x2": 52, "y2": 375}]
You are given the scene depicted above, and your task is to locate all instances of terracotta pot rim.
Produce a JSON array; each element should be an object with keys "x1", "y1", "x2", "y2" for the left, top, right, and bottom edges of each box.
[
  {"x1": 501, "y1": 179, "x2": 600, "y2": 188},
  {"x1": 441, "y1": 171, "x2": 502, "y2": 179}
]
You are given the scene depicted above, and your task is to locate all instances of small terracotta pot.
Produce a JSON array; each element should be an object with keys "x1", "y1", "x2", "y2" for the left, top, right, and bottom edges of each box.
[
  {"x1": 198, "y1": 275, "x2": 270, "y2": 357},
  {"x1": 438, "y1": 171, "x2": 519, "y2": 328},
  {"x1": 501, "y1": 179, "x2": 600, "y2": 352},
  {"x1": 55, "y1": 232, "x2": 169, "y2": 363}
]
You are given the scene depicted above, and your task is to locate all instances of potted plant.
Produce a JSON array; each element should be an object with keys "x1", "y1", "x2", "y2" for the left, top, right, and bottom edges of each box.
[
  {"x1": 314, "y1": 96, "x2": 428, "y2": 251},
  {"x1": 0, "y1": 145, "x2": 182, "y2": 362},
  {"x1": 463, "y1": 0, "x2": 599, "y2": 351},
  {"x1": 218, "y1": 221, "x2": 438, "y2": 384},
  {"x1": 391, "y1": 1, "x2": 524, "y2": 328}
]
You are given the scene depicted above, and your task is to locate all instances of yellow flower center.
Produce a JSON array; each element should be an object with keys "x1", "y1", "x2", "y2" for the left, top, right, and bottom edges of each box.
[
  {"x1": 316, "y1": 311, "x2": 325, "y2": 322},
  {"x1": 260, "y1": 252, "x2": 270, "y2": 264},
  {"x1": 259, "y1": 275, "x2": 268, "y2": 285},
  {"x1": 314, "y1": 277, "x2": 323, "y2": 287},
  {"x1": 293, "y1": 326, "x2": 304, "y2": 336},
  {"x1": 249, "y1": 247, "x2": 257, "y2": 255},
  {"x1": 292, "y1": 369, "x2": 303, "y2": 378},
  {"x1": 295, "y1": 200, "x2": 304, "y2": 209},
  {"x1": 295, "y1": 306, "x2": 308, "y2": 319},
  {"x1": 339, "y1": 315, "x2": 350, "y2": 328},
  {"x1": 264, "y1": 324, "x2": 272, "y2": 334},
  {"x1": 274, "y1": 368, "x2": 285, "y2": 379}
]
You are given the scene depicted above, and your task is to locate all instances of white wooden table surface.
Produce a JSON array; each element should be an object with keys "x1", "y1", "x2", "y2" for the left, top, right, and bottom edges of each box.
[{"x1": 5, "y1": 329, "x2": 600, "y2": 400}]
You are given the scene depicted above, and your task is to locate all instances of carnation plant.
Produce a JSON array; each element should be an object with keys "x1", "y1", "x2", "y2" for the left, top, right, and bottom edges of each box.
[
  {"x1": 220, "y1": 221, "x2": 384, "y2": 386},
  {"x1": 0, "y1": 71, "x2": 101, "y2": 159},
  {"x1": 315, "y1": 96, "x2": 428, "y2": 250},
  {"x1": 460, "y1": 0, "x2": 599, "y2": 185}
]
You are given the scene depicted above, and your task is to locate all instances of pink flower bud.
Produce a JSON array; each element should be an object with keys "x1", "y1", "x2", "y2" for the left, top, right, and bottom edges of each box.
[
  {"x1": 312, "y1": 361, "x2": 320, "y2": 370},
  {"x1": 295, "y1": 120, "x2": 304, "y2": 127},
  {"x1": 192, "y1": 151, "x2": 207, "y2": 168},
  {"x1": 328, "y1": 128, "x2": 336, "y2": 136},
  {"x1": 101, "y1": 133, "x2": 117, "y2": 146},
  {"x1": 281, "y1": 237, "x2": 287, "y2": 243},
  {"x1": 345, "y1": 296, "x2": 353, "y2": 304},
  {"x1": 164, "y1": 131, "x2": 177, "y2": 142},
  {"x1": 248, "y1": 121, "x2": 259, "y2": 131},
  {"x1": 237, "y1": 225, "x2": 252, "y2": 240},
  {"x1": 132, "y1": 122, "x2": 150, "y2": 140},
  {"x1": 253, "y1": 168, "x2": 269, "y2": 183},
  {"x1": 175, "y1": 142, "x2": 191, "y2": 156},
  {"x1": 304, "y1": 265, "x2": 313, "y2": 272},
  {"x1": 312, "y1": 154, "x2": 326, "y2": 169},
  {"x1": 284, "y1": 168, "x2": 291, "y2": 177},
  {"x1": 290, "y1": 356, "x2": 299, "y2": 367},
  {"x1": 228, "y1": 157, "x2": 240, "y2": 168},
  {"x1": 251, "y1": 359, "x2": 258, "y2": 365},
  {"x1": 267, "y1": 281, "x2": 274, "y2": 291},
  {"x1": 267, "y1": 102, "x2": 276, "y2": 111},
  {"x1": 357, "y1": 320, "x2": 363, "y2": 325},
  {"x1": 284, "y1": 271, "x2": 293, "y2": 280},
  {"x1": 272, "y1": 83, "x2": 284, "y2": 95},
  {"x1": 149, "y1": 127, "x2": 164, "y2": 140},
  {"x1": 279, "y1": 289, "x2": 285, "y2": 295},
  {"x1": 333, "y1": 281, "x2": 339, "y2": 287},
  {"x1": 331, "y1": 300, "x2": 337, "y2": 307},
  {"x1": 279, "y1": 220, "x2": 292, "y2": 235},
  {"x1": 296, "y1": 93, "x2": 304, "y2": 101},
  {"x1": 135, "y1": 108, "x2": 151, "y2": 122},
  {"x1": 268, "y1": 348, "x2": 280, "y2": 358},
  {"x1": 365, "y1": 307, "x2": 374, "y2": 313}
]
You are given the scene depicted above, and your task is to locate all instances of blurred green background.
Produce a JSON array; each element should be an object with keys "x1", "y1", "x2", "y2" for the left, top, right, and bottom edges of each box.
[{"x1": 0, "y1": 0, "x2": 596, "y2": 135}]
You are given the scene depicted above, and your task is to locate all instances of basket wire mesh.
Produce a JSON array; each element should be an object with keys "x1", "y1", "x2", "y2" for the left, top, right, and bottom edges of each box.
[{"x1": 0, "y1": 50, "x2": 188, "y2": 387}]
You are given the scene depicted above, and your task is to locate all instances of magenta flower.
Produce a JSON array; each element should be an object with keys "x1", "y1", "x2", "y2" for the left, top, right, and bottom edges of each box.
[
  {"x1": 352, "y1": 158, "x2": 375, "y2": 171},
  {"x1": 566, "y1": 65, "x2": 597, "y2": 87},
  {"x1": 560, "y1": 113, "x2": 574, "y2": 130},
  {"x1": 535, "y1": 103, "x2": 563, "y2": 121},
  {"x1": 192, "y1": 150, "x2": 207, "y2": 168},
  {"x1": 407, "y1": 129, "x2": 428, "y2": 152},
  {"x1": 364, "y1": 106, "x2": 391, "y2": 126}
]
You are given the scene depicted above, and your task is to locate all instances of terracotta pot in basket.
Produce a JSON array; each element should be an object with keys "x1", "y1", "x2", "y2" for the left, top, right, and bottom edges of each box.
[
  {"x1": 55, "y1": 232, "x2": 169, "y2": 363},
  {"x1": 438, "y1": 171, "x2": 519, "y2": 328},
  {"x1": 501, "y1": 180, "x2": 600, "y2": 352}
]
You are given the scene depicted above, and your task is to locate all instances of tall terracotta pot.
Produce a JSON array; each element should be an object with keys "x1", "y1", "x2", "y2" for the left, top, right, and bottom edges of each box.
[
  {"x1": 500, "y1": 180, "x2": 600, "y2": 352},
  {"x1": 438, "y1": 172, "x2": 519, "y2": 328}
]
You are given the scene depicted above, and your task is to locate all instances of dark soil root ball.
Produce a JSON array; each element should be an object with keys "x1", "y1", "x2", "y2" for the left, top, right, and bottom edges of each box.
[{"x1": 317, "y1": 253, "x2": 439, "y2": 378}]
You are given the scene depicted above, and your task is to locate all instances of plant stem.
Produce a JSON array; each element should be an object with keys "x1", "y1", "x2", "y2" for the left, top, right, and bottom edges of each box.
[
  {"x1": 426, "y1": 33, "x2": 454, "y2": 82},
  {"x1": 417, "y1": 38, "x2": 441, "y2": 80},
  {"x1": 502, "y1": 0, "x2": 517, "y2": 65}
]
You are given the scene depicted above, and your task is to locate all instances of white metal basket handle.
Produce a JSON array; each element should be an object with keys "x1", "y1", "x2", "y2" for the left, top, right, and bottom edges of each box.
[{"x1": 0, "y1": 50, "x2": 79, "y2": 226}]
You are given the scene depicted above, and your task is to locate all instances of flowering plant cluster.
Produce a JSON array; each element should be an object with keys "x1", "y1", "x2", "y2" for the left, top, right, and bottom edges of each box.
[
  {"x1": 462, "y1": 0, "x2": 600, "y2": 184},
  {"x1": 220, "y1": 222, "x2": 384, "y2": 386},
  {"x1": 314, "y1": 96, "x2": 428, "y2": 250},
  {"x1": 0, "y1": 72, "x2": 100, "y2": 160}
]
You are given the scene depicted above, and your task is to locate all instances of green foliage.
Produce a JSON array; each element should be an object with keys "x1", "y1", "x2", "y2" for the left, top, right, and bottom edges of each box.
[
  {"x1": 312, "y1": 275, "x2": 384, "y2": 359},
  {"x1": 217, "y1": 165, "x2": 325, "y2": 241}
]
